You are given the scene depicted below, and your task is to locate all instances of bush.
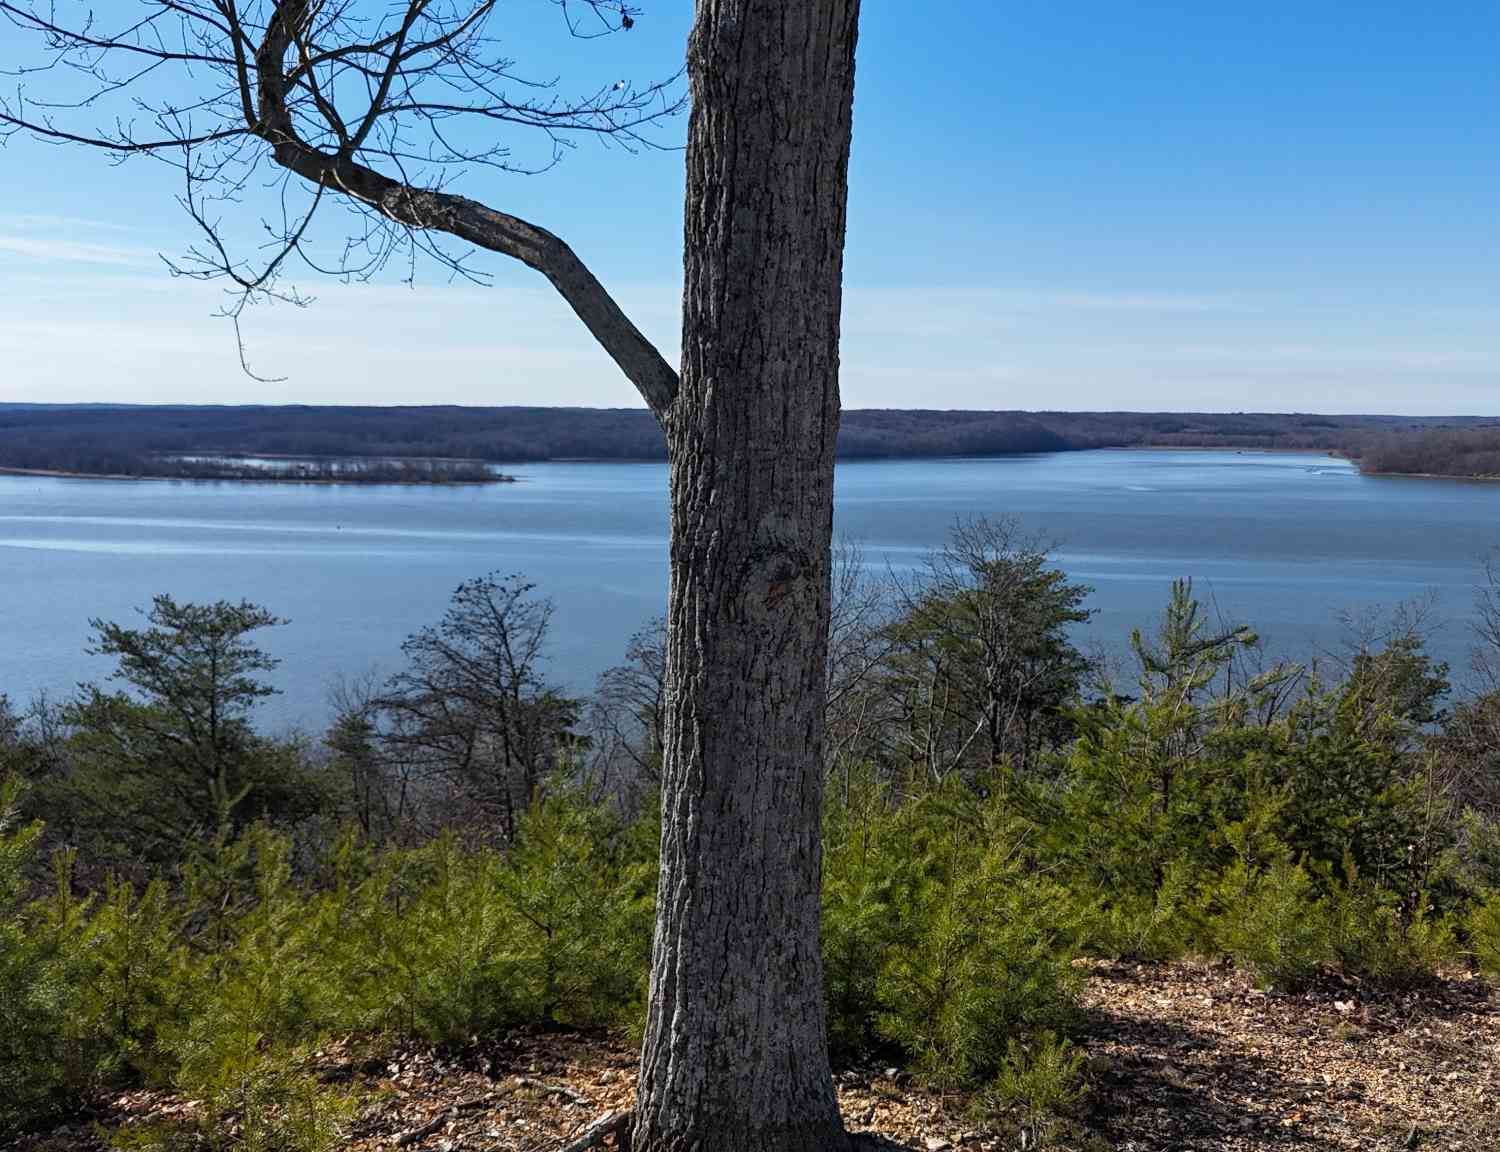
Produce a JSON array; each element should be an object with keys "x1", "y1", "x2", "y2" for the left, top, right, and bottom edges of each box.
[
  {"x1": 824, "y1": 780, "x2": 1080, "y2": 1088},
  {"x1": 1079, "y1": 856, "x2": 1200, "y2": 962},
  {"x1": 1208, "y1": 855, "x2": 1329, "y2": 990},
  {"x1": 1469, "y1": 892, "x2": 1500, "y2": 977},
  {"x1": 111, "y1": 1044, "x2": 352, "y2": 1152},
  {"x1": 0, "y1": 783, "x2": 659, "y2": 1138},
  {"x1": 822, "y1": 772, "x2": 925, "y2": 1064},
  {"x1": 981, "y1": 1030, "x2": 1088, "y2": 1147},
  {"x1": 7, "y1": 564, "x2": 1497, "y2": 1142},
  {"x1": 173, "y1": 1042, "x2": 352, "y2": 1152},
  {"x1": 39, "y1": 869, "x2": 187, "y2": 1097},
  {"x1": 0, "y1": 776, "x2": 61, "y2": 1132},
  {"x1": 490, "y1": 791, "x2": 656, "y2": 1031},
  {"x1": 1325, "y1": 880, "x2": 1453, "y2": 990}
]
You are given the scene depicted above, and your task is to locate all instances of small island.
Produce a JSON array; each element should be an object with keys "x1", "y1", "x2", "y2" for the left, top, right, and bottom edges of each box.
[
  {"x1": 150, "y1": 456, "x2": 513, "y2": 485},
  {"x1": 0, "y1": 446, "x2": 513, "y2": 485}
]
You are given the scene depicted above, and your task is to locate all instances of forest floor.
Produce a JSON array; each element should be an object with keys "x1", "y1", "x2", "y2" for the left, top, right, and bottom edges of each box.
[{"x1": 11, "y1": 960, "x2": 1497, "y2": 1152}]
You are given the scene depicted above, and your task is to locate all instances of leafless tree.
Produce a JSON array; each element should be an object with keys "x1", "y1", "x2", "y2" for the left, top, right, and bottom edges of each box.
[
  {"x1": 592, "y1": 541, "x2": 890, "y2": 808},
  {"x1": 1473, "y1": 548, "x2": 1500, "y2": 692},
  {"x1": 324, "y1": 671, "x2": 420, "y2": 843},
  {"x1": 1429, "y1": 695, "x2": 1500, "y2": 821},
  {"x1": 1, "y1": 4, "x2": 863, "y2": 1146},
  {"x1": 824, "y1": 538, "x2": 893, "y2": 780},
  {"x1": 588, "y1": 615, "x2": 667, "y2": 807},
  {"x1": 375, "y1": 573, "x2": 576, "y2": 842},
  {"x1": 1424, "y1": 551, "x2": 1500, "y2": 823}
]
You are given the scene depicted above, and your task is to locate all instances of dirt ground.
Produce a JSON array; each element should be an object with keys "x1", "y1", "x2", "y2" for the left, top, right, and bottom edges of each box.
[{"x1": 11, "y1": 960, "x2": 1497, "y2": 1152}]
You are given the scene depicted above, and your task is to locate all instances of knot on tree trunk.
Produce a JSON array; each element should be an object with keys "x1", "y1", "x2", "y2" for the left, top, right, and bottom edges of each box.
[{"x1": 738, "y1": 536, "x2": 816, "y2": 622}]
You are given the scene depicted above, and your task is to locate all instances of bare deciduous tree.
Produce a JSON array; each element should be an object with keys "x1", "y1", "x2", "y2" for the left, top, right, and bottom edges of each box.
[
  {"x1": 1, "y1": 3, "x2": 863, "y2": 1146},
  {"x1": 375, "y1": 573, "x2": 575, "y2": 842},
  {"x1": 825, "y1": 538, "x2": 893, "y2": 780},
  {"x1": 597, "y1": 540, "x2": 890, "y2": 809},
  {"x1": 1474, "y1": 548, "x2": 1500, "y2": 692},
  {"x1": 589, "y1": 616, "x2": 667, "y2": 804},
  {"x1": 1423, "y1": 551, "x2": 1500, "y2": 823}
]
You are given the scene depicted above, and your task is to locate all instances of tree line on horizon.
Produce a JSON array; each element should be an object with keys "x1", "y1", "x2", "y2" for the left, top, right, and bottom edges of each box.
[
  {"x1": 4, "y1": 520, "x2": 1500, "y2": 1147},
  {"x1": 1, "y1": 404, "x2": 1498, "y2": 478}
]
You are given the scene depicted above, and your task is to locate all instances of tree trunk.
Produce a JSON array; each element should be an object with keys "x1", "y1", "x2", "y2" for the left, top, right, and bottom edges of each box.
[{"x1": 634, "y1": 3, "x2": 860, "y2": 1151}]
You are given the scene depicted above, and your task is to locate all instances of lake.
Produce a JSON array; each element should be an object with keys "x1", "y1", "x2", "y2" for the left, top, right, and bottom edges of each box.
[{"x1": 2, "y1": 449, "x2": 1496, "y2": 731}]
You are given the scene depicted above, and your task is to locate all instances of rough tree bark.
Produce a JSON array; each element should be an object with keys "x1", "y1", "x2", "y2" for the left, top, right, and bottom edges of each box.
[{"x1": 635, "y1": 3, "x2": 861, "y2": 1151}]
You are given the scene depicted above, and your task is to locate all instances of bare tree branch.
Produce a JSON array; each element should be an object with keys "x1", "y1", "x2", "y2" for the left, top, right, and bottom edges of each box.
[{"x1": 0, "y1": 0, "x2": 684, "y2": 414}]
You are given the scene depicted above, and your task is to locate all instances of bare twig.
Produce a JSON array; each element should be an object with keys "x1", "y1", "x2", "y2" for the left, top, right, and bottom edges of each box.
[{"x1": 0, "y1": 1, "x2": 684, "y2": 407}]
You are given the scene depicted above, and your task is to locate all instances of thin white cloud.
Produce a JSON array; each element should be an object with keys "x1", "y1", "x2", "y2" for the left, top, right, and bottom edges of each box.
[
  {"x1": 1, "y1": 234, "x2": 1496, "y2": 415},
  {"x1": 0, "y1": 214, "x2": 146, "y2": 234},
  {"x1": 0, "y1": 233, "x2": 154, "y2": 267}
]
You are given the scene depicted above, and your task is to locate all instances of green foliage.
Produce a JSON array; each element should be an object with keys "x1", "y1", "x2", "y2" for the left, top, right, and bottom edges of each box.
[
  {"x1": 824, "y1": 776, "x2": 1079, "y2": 1089},
  {"x1": 173, "y1": 1040, "x2": 352, "y2": 1152},
  {"x1": 1344, "y1": 630, "x2": 1450, "y2": 734},
  {"x1": 39, "y1": 869, "x2": 186, "y2": 1092},
  {"x1": 336, "y1": 793, "x2": 655, "y2": 1045},
  {"x1": 821, "y1": 771, "x2": 924, "y2": 1063},
  {"x1": 0, "y1": 775, "x2": 60, "y2": 1131},
  {"x1": 1322, "y1": 874, "x2": 1444, "y2": 989},
  {"x1": 1082, "y1": 856, "x2": 1199, "y2": 963},
  {"x1": 110, "y1": 1044, "x2": 351, "y2": 1152},
  {"x1": 1270, "y1": 690, "x2": 1443, "y2": 896},
  {"x1": 0, "y1": 787, "x2": 182, "y2": 1131},
  {"x1": 1207, "y1": 854, "x2": 1329, "y2": 990},
  {"x1": 879, "y1": 517, "x2": 1093, "y2": 777},
  {"x1": 7, "y1": 567, "x2": 1495, "y2": 1143},
  {"x1": 1047, "y1": 692, "x2": 1233, "y2": 960},
  {"x1": 1470, "y1": 893, "x2": 1500, "y2": 977},
  {"x1": 495, "y1": 791, "x2": 656, "y2": 1030},
  {"x1": 0, "y1": 785, "x2": 658, "y2": 1138},
  {"x1": 1132, "y1": 577, "x2": 1258, "y2": 706},
  {"x1": 44, "y1": 596, "x2": 319, "y2": 869},
  {"x1": 981, "y1": 1030, "x2": 1088, "y2": 1146}
]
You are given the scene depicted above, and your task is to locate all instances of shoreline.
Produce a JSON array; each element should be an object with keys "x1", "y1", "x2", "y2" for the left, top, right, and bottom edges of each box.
[
  {"x1": 1100, "y1": 444, "x2": 1343, "y2": 455},
  {"x1": 3, "y1": 448, "x2": 1498, "y2": 485},
  {"x1": 0, "y1": 466, "x2": 514, "y2": 486},
  {"x1": 1359, "y1": 468, "x2": 1500, "y2": 482}
]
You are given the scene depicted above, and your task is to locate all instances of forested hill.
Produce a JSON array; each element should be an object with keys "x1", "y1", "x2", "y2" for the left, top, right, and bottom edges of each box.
[{"x1": 0, "y1": 404, "x2": 1497, "y2": 477}]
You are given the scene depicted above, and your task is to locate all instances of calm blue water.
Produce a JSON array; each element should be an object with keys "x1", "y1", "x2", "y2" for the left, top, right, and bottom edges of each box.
[{"x1": 1, "y1": 450, "x2": 1495, "y2": 731}]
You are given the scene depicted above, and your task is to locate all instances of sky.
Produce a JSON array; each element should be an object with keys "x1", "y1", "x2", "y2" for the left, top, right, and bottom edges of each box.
[{"x1": 1, "y1": 1, "x2": 1497, "y2": 414}]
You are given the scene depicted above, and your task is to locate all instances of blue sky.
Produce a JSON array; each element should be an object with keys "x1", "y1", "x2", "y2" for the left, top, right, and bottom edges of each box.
[{"x1": 1, "y1": 1, "x2": 1497, "y2": 412}]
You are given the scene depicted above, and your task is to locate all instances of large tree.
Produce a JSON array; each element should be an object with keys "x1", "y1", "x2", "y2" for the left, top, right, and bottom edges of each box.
[{"x1": 0, "y1": 3, "x2": 862, "y2": 1148}]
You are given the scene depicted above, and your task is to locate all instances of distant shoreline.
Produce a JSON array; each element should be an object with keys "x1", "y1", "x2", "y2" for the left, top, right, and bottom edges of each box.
[
  {"x1": 0, "y1": 465, "x2": 514, "y2": 486},
  {"x1": 3, "y1": 404, "x2": 1498, "y2": 482},
  {"x1": 1101, "y1": 445, "x2": 1343, "y2": 457},
  {"x1": 1359, "y1": 469, "x2": 1500, "y2": 483},
  {"x1": 5, "y1": 447, "x2": 1495, "y2": 486}
]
